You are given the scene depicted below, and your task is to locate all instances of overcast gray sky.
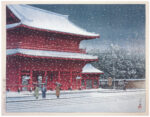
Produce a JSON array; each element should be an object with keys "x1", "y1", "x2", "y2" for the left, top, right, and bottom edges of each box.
[{"x1": 31, "y1": 4, "x2": 145, "y2": 53}]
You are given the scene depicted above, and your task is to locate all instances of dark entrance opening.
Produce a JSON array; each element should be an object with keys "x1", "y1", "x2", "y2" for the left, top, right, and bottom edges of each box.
[
  {"x1": 32, "y1": 71, "x2": 45, "y2": 90},
  {"x1": 86, "y1": 79, "x2": 92, "y2": 89}
]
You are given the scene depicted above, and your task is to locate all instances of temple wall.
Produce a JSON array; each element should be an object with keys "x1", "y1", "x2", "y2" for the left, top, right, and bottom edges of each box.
[
  {"x1": 7, "y1": 27, "x2": 85, "y2": 53},
  {"x1": 17, "y1": 56, "x2": 86, "y2": 72},
  {"x1": 6, "y1": 56, "x2": 91, "y2": 91},
  {"x1": 6, "y1": 57, "x2": 19, "y2": 91}
]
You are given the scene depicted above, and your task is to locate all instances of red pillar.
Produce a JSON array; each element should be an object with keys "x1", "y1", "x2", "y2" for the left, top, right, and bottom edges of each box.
[
  {"x1": 57, "y1": 71, "x2": 61, "y2": 90},
  {"x1": 80, "y1": 73, "x2": 82, "y2": 89},
  {"x1": 30, "y1": 70, "x2": 33, "y2": 90},
  {"x1": 18, "y1": 68, "x2": 21, "y2": 91},
  {"x1": 70, "y1": 71, "x2": 72, "y2": 89},
  {"x1": 43, "y1": 71, "x2": 47, "y2": 83},
  {"x1": 43, "y1": 71, "x2": 47, "y2": 89},
  {"x1": 58, "y1": 71, "x2": 60, "y2": 83}
]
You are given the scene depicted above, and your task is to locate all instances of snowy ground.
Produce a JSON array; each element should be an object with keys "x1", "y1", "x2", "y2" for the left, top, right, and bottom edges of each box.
[{"x1": 6, "y1": 89, "x2": 146, "y2": 113}]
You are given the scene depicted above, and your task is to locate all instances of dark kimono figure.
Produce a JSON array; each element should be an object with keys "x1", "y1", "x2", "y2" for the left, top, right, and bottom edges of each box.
[{"x1": 42, "y1": 86, "x2": 47, "y2": 99}]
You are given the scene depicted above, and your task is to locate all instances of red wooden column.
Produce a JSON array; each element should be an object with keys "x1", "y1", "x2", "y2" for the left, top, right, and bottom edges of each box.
[
  {"x1": 18, "y1": 68, "x2": 21, "y2": 91},
  {"x1": 70, "y1": 70, "x2": 72, "y2": 89},
  {"x1": 29, "y1": 70, "x2": 33, "y2": 90},
  {"x1": 43, "y1": 71, "x2": 47, "y2": 82},
  {"x1": 80, "y1": 73, "x2": 82, "y2": 89},
  {"x1": 43, "y1": 71, "x2": 47, "y2": 88},
  {"x1": 58, "y1": 71, "x2": 60, "y2": 83},
  {"x1": 85, "y1": 78, "x2": 86, "y2": 89}
]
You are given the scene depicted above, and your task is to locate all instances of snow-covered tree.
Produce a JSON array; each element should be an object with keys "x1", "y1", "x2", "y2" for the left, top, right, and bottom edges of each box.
[{"x1": 88, "y1": 44, "x2": 145, "y2": 79}]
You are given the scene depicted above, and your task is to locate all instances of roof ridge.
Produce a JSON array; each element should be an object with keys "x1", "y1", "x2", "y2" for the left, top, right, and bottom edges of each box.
[
  {"x1": 22, "y1": 4, "x2": 69, "y2": 18},
  {"x1": 7, "y1": 4, "x2": 100, "y2": 37},
  {"x1": 7, "y1": 5, "x2": 33, "y2": 22}
]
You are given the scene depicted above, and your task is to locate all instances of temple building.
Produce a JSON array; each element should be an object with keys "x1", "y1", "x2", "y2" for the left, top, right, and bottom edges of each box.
[{"x1": 6, "y1": 4, "x2": 103, "y2": 91}]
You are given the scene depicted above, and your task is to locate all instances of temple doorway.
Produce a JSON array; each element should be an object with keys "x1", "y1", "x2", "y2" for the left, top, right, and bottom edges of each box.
[
  {"x1": 86, "y1": 79, "x2": 92, "y2": 89},
  {"x1": 21, "y1": 75, "x2": 30, "y2": 91},
  {"x1": 32, "y1": 71, "x2": 45, "y2": 89}
]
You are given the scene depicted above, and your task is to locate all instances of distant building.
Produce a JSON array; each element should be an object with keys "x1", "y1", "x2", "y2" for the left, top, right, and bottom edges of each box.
[{"x1": 6, "y1": 4, "x2": 103, "y2": 91}]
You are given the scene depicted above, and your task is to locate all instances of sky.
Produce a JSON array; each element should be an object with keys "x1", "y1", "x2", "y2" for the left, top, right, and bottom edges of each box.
[{"x1": 30, "y1": 4, "x2": 145, "y2": 53}]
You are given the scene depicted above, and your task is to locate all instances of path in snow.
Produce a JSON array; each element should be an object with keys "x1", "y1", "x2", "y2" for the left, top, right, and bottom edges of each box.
[{"x1": 6, "y1": 91, "x2": 146, "y2": 113}]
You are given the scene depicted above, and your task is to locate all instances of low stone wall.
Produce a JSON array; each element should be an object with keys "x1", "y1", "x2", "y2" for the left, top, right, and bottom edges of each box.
[
  {"x1": 100, "y1": 80, "x2": 145, "y2": 89},
  {"x1": 126, "y1": 80, "x2": 145, "y2": 89}
]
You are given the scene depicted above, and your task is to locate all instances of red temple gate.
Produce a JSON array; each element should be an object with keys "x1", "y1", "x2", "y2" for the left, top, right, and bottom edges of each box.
[{"x1": 6, "y1": 4, "x2": 103, "y2": 92}]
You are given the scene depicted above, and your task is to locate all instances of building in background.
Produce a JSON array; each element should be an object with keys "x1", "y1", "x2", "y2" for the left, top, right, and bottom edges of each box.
[{"x1": 6, "y1": 4, "x2": 103, "y2": 91}]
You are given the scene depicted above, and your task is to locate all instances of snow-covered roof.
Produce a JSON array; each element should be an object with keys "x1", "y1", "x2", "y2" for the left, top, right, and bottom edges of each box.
[
  {"x1": 82, "y1": 64, "x2": 103, "y2": 74},
  {"x1": 6, "y1": 22, "x2": 21, "y2": 29},
  {"x1": 7, "y1": 4, "x2": 99, "y2": 37},
  {"x1": 7, "y1": 49, "x2": 98, "y2": 60}
]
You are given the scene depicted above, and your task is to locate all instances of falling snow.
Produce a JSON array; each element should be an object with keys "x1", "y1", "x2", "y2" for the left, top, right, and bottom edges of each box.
[{"x1": 6, "y1": 4, "x2": 146, "y2": 113}]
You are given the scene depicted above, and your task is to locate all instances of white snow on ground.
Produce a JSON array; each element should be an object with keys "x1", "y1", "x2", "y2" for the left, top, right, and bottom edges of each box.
[
  {"x1": 6, "y1": 88, "x2": 145, "y2": 98},
  {"x1": 6, "y1": 88, "x2": 103, "y2": 97},
  {"x1": 6, "y1": 89, "x2": 146, "y2": 113}
]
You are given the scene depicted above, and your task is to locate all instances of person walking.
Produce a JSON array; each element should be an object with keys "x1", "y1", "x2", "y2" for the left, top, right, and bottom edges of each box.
[
  {"x1": 55, "y1": 84, "x2": 61, "y2": 98},
  {"x1": 42, "y1": 85, "x2": 46, "y2": 99},
  {"x1": 34, "y1": 86, "x2": 39, "y2": 99}
]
